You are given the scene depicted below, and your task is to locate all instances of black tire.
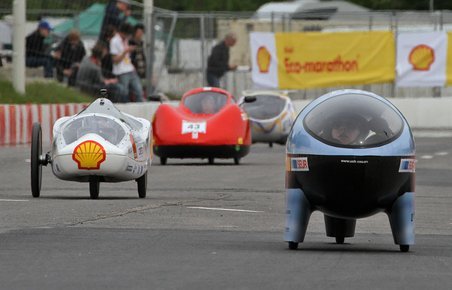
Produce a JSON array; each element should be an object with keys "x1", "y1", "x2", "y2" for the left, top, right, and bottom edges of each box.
[
  {"x1": 160, "y1": 157, "x2": 167, "y2": 165},
  {"x1": 89, "y1": 177, "x2": 100, "y2": 199},
  {"x1": 208, "y1": 157, "x2": 214, "y2": 165},
  {"x1": 336, "y1": 236, "x2": 345, "y2": 244},
  {"x1": 400, "y1": 245, "x2": 409, "y2": 252},
  {"x1": 137, "y1": 172, "x2": 147, "y2": 198},
  {"x1": 288, "y1": 242, "x2": 298, "y2": 250},
  {"x1": 269, "y1": 142, "x2": 273, "y2": 148},
  {"x1": 234, "y1": 157, "x2": 240, "y2": 165},
  {"x1": 31, "y1": 123, "x2": 42, "y2": 198}
]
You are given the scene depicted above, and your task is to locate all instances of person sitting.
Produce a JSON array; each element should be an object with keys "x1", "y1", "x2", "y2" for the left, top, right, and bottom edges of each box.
[
  {"x1": 76, "y1": 42, "x2": 126, "y2": 103},
  {"x1": 53, "y1": 29, "x2": 86, "y2": 86},
  {"x1": 323, "y1": 113, "x2": 369, "y2": 145},
  {"x1": 26, "y1": 20, "x2": 54, "y2": 78},
  {"x1": 200, "y1": 96, "x2": 216, "y2": 114}
]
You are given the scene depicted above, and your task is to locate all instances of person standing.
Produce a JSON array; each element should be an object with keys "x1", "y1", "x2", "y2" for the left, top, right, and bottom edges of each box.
[
  {"x1": 26, "y1": 20, "x2": 54, "y2": 78},
  {"x1": 130, "y1": 24, "x2": 146, "y2": 79},
  {"x1": 206, "y1": 33, "x2": 238, "y2": 88},
  {"x1": 99, "y1": 0, "x2": 131, "y2": 43},
  {"x1": 110, "y1": 23, "x2": 144, "y2": 102}
]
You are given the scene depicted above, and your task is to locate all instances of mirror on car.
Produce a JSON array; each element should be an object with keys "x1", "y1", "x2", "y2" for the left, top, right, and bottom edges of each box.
[
  {"x1": 148, "y1": 95, "x2": 162, "y2": 102},
  {"x1": 244, "y1": 96, "x2": 256, "y2": 103}
]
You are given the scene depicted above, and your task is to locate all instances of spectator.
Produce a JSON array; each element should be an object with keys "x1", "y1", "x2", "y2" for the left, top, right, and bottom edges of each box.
[
  {"x1": 76, "y1": 42, "x2": 126, "y2": 103},
  {"x1": 130, "y1": 24, "x2": 146, "y2": 79},
  {"x1": 206, "y1": 32, "x2": 238, "y2": 88},
  {"x1": 99, "y1": 0, "x2": 131, "y2": 43},
  {"x1": 110, "y1": 23, "x2": 144, "y2": 102},
  {"x1": 100, "y1": 25, "x2": 116, "y2": 79},
  {"x1": 26, "y1": 20, "x2": 54, "y2": 78},
  {"x1": 53, "y1": 30, "x2": 86, "y2": 86}
]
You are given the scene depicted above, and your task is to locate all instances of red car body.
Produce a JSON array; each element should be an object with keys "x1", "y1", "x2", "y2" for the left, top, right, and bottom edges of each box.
[{"x1": 152, "y1": 87, "x2": 252, "y2": 164}]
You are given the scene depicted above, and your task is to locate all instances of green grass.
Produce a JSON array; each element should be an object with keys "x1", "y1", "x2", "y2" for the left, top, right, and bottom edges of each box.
[{"x1": 0, "y1": 80, "x2": 93, "y2": 104}]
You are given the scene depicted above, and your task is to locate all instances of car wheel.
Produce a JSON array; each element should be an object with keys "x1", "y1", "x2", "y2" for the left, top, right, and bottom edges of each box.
[
  {"x1": 160, "y1": 157, "x2": 167, "y2": 165},
  {"x1": 335, "y1": 236, "x2": 345, "y2": 244},
  {"x1": 137, "y1": 172, "x2": 147, "y2": 198},
  {"x1": 400, "y1": 245, "x2": 409, "y2": 252},
  {"x1": 31, "y1": 123, "x2": 43, "y2": 198},
  {"x1": 288, "y1": 242, "x2": 298, "y2": 250},
  {"x1": 208, "y1": 157, "x2": 214, "y2": 165},
  {"x1": 234, "y1": 157, "x2": 240, "y2": 165},
  {"x1": 89, "y1": 177, "x2": 100, "y2": 199}
]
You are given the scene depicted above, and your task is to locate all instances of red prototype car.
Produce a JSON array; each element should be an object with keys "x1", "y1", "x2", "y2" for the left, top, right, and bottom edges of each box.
[{"x1": 152, "y1": 87, "x2": 255, "y2": 165}]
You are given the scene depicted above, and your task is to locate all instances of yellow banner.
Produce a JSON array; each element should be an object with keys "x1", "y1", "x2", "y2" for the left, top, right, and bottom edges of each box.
[
  {"x1": 447, "y1": 32, "x2": 452, "y2": 85},
  {"x1": 275, "y1": 31, "x2": 395, "y2": 89}
]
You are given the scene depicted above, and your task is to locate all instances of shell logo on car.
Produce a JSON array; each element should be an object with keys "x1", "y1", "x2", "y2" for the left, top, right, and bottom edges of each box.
[
  {"x1": 72, "y1": 140, "x2": 106, "y2": 170},
  {"x1": 409, "y1": 44, "x2": 435, "y2": 71},
  {"x1": 257, "y1": 46, "x2": 271, "y2": 73}
]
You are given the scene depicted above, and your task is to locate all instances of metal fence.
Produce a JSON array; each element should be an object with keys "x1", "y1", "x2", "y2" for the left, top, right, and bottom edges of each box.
[
  {"x1": 3, "y1": 7, "x2": 452, "y2": 99},
  {"x1": 150, "y1": 9, "x2": 452, "y2": 99}
]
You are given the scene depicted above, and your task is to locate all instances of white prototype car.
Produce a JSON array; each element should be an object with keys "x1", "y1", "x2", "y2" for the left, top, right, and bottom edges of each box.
[
  {"x1": 30, "y1": 96, "x2": 151, "y2": 199},
  {"x1": 238, "y1": 91, "x2": 296, "y2": 147}
]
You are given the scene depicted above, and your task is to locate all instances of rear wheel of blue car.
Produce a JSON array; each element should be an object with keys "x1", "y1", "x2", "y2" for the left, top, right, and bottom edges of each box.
[
  {"x1": 400, "y1": 245, "x2": 409, "y2": 252},
  {"x1": 335, "y1": 236, "x2": 345, "y2": 244},
  {"x1": 288, "y1": 242, "x2": 298, "y2": 250},
  {"x1": 89, "y1": 177, "x2": 100, "y2": 199},
  {"x1": 137, "y1": 172, "x2": 147, "y2": 198}
]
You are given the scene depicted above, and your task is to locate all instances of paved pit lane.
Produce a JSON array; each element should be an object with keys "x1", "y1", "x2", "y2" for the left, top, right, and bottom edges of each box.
[{"x1": 1, "y1": 135, "x2": 452, "y2": 289}]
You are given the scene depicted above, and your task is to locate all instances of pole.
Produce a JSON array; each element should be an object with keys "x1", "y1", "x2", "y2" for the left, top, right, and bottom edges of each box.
[
  {"x1": 144, "y1": 0, "x2": 154, "y2": 96},
  {"x1": 200, "y1": 14, "x2": 206, "y2": 86},
  {"x1": 12, "y1": 0, "x2": 26, "y2": 94}
]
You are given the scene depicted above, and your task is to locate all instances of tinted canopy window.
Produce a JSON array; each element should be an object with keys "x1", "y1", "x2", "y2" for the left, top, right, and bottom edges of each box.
[
  {"x1": 183, "y1": 92, "x2": 228, "y2": 114},
  {"x1": 304, "y1": 93, "x2": 404, "y2": 148},
  {"x1": 63, "y1": 116, "x2": 126, "y2": 145},
  {"x1": 78, "y1": 99, "x2": 142, "y2": 130},
  {"x1": 242, "y1": 94, "x2": 286, "y2": 119}
]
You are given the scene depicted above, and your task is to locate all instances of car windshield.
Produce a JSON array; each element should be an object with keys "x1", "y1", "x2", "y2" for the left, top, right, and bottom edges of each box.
[
  {"x1": 303, "y1": 93, "x2": 404, "y2": 148},
  {"x1": 62, "y1": 115, "x2": 126, "y2": 145},
  {"x1": 183, "y1": 92, "x2": 228, "y2": 114},
  {"x1": 242, "y1": 94, "x2": 286, "y2": 119},
  {"x1": 78, "y1": 98, "x2": 142, "y2": 130}
]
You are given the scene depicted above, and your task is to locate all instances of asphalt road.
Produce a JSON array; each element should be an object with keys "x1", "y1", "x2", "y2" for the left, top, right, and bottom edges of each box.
[{"x1": 1, "y1": 135, "x2": 452, "y2": 289}]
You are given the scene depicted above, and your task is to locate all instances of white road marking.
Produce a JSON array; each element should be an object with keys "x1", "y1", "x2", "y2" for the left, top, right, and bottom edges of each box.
[
  {"x1": 435, "y1": 151, "x2": 449, "y2": 156},
  {"x1": 187, "y1": 206, "x2": 263, "y2": 213},
  {"x1": 420, "y1": 155, "x2": 434, "y2": 159},
  {"x1": 0, "y1": 199, "x2": 29, "y2": 202}
]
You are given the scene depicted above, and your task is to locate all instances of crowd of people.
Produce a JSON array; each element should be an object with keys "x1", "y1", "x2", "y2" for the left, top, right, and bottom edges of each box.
[
  {"x1": 25, "y1": 0, "x2": 146, "y2": 103},
  {"x1": 25, "y1": 0, "x2": 241, "y2": 102}
]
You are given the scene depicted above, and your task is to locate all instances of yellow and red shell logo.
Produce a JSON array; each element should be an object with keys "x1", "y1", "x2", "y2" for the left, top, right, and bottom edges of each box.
[
  {"x1": 257, "y1": 46, "x2": 271, "y2": 73},
  {"x1": 409, "y1": 44, "x2": 435, "y2": 71},
  {"x1": 72, "y1": 140, "x2": 106, "y2": 170}
]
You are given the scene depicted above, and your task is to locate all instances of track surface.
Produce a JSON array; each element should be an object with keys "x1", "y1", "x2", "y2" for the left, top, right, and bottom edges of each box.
[{"x1": 1, "y1": 136, "x2": 452, "y2": 289}]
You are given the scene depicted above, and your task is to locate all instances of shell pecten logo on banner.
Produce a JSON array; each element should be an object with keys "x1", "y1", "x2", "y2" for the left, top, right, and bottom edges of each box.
[
  {"x1": 257, "y1": 46, "x2": 271, "y2": 73},
  {"x1": 72, "y1": 140, "x2": 106, "y2": 170},
  {"x1": 250, "y1": 32, "x2": 279, "y2": 89},
  {"x1": 396, "y1": 31, "x2": 447, "y2": 87},
  {"x1": 409, "y1": 44, "x2": 435, "y2": 71}
]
